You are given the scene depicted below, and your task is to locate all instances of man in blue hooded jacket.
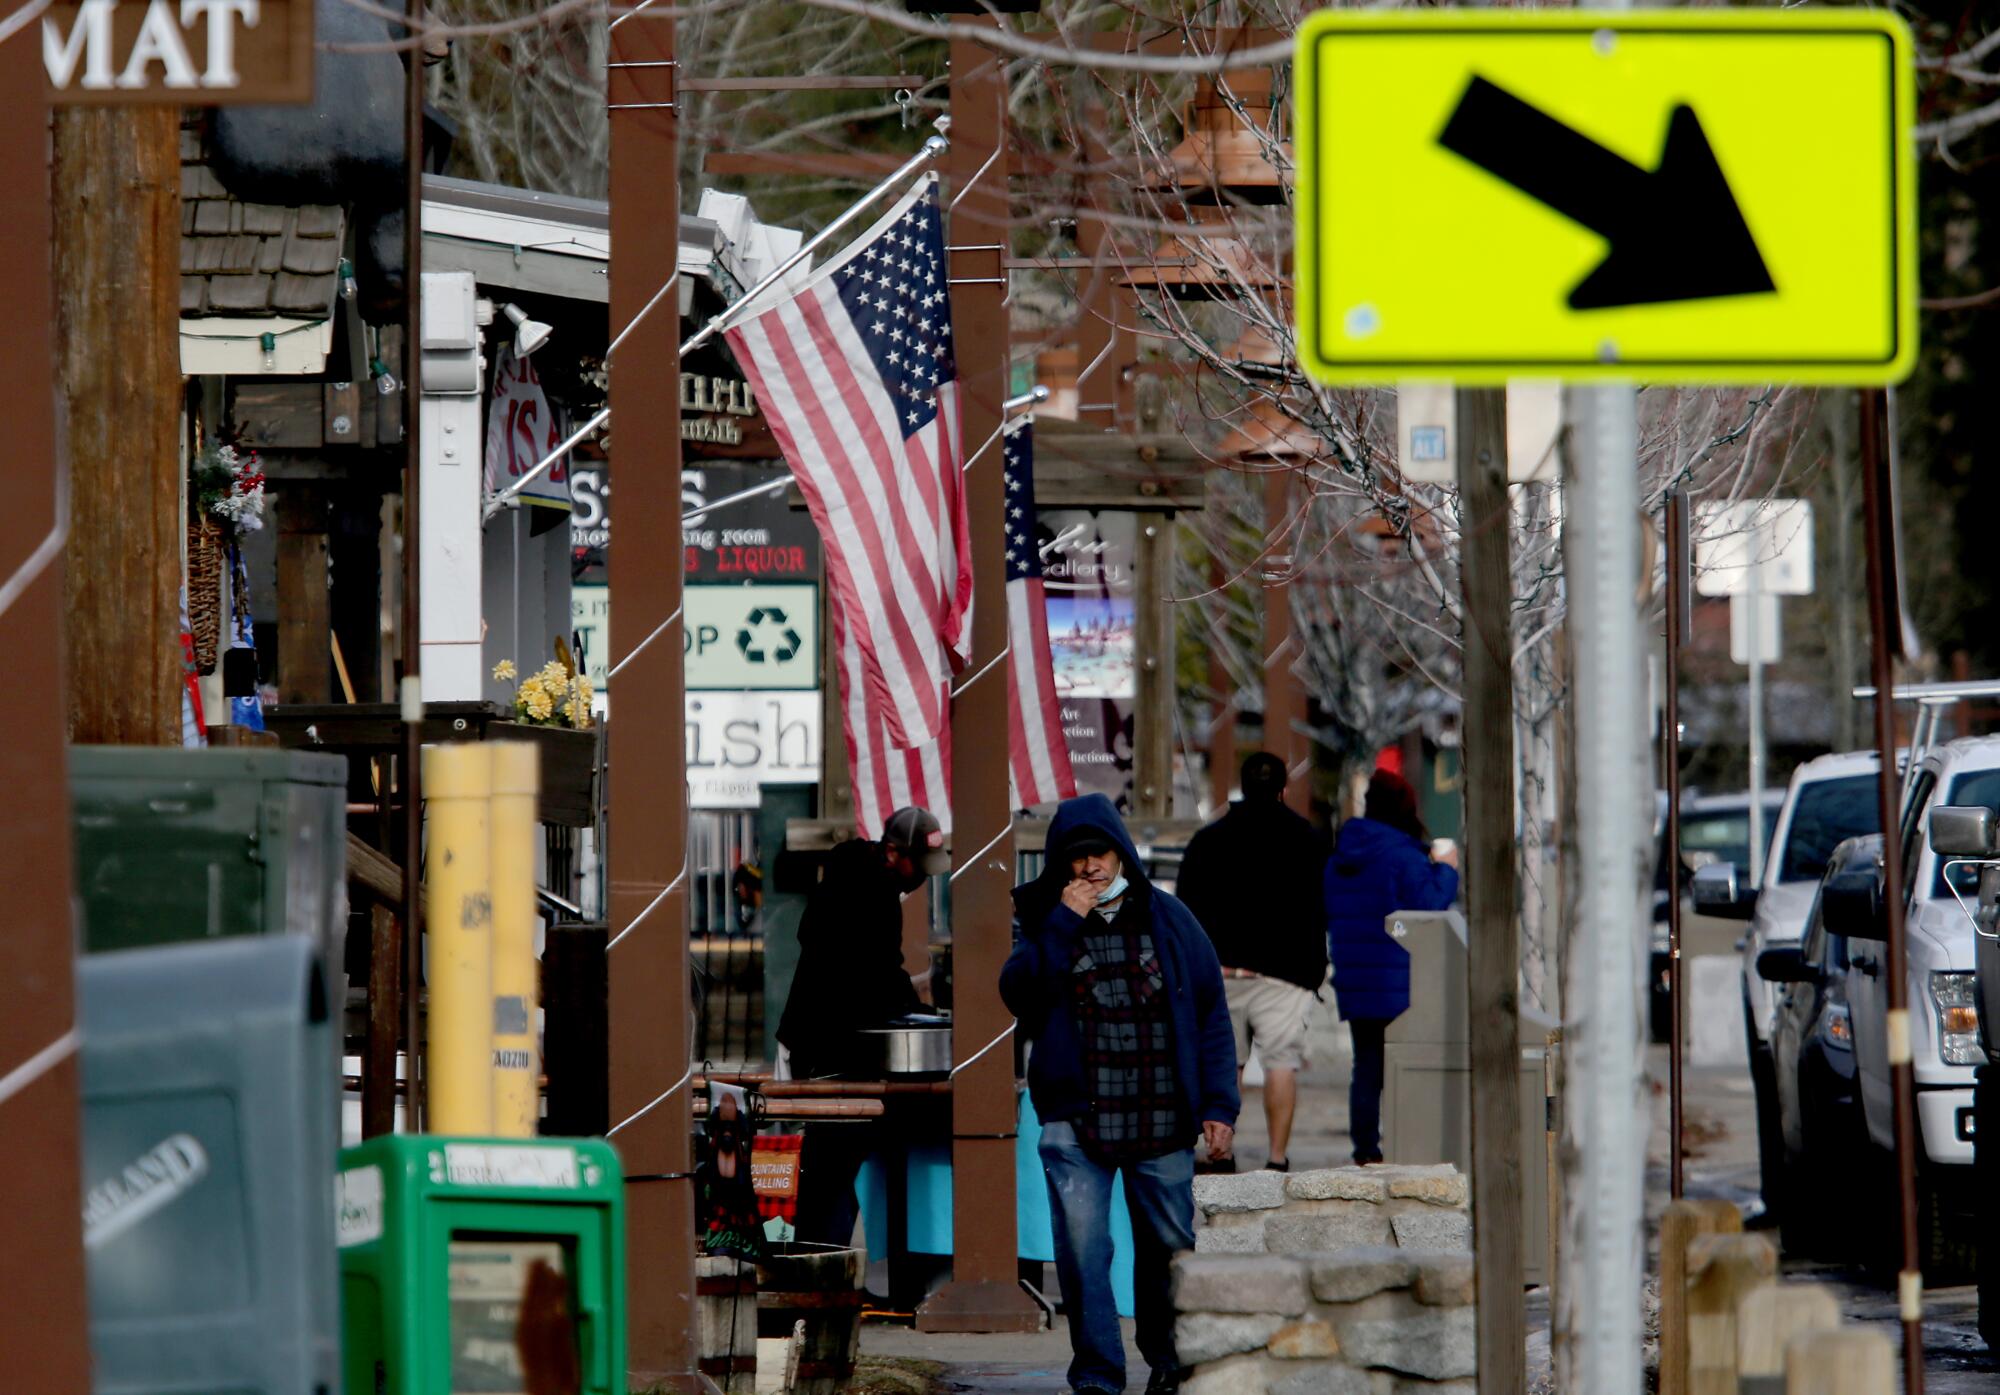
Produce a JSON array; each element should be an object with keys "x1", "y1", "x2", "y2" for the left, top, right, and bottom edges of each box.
[{"x1": 1001, "y1": 794, "x2": 1240, "y2": 1395}]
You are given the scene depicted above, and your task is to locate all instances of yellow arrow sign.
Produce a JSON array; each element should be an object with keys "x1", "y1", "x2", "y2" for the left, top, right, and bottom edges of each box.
[{"x1": 1295, "y1": 10, "x2": 1916, "y2": 385}]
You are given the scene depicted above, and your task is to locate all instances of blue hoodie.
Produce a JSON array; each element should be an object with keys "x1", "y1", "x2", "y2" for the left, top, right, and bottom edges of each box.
[
  {"x1": 1000, "y1": 793, "x2": 1240, "y2": 1142},
  {"x1": 1324, "y1": 816, "x2": 1460, "y2": 1021}
]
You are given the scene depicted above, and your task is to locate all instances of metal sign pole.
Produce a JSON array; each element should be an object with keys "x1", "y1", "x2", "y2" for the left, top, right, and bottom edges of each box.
[
  {"x1": 1562, "y1": 384, "x2": 1648, "y2": 1394},
  {"x1": 1664, "y1": 490, "x2": 1688, "y2": 1202}
]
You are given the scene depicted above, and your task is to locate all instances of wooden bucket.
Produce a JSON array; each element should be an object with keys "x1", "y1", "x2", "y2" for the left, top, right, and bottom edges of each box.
[
  {"x1": 754, "y1": 1243, "x2": 864, "y2": 1395},
  {"x1": 695, "y1": 1256, "x2": 758, "y2": 1394}
]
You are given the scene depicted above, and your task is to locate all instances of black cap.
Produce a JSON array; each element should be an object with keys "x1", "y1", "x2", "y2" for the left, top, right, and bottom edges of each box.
[
  {"x1": 883, "y1": 806, "x2": 951, "y2": 877},
  {"x1": 1058, "y1": 831, "x2": 1116, "y2": 862}
]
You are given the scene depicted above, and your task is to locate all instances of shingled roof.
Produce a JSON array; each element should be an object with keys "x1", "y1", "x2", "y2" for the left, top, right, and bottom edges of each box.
[{"x1": 180, "y1": 118, "x2": 347, "y2": 320}]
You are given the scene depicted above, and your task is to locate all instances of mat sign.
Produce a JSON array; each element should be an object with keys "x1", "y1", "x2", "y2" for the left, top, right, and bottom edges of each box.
[{"x1": 45, "y1": 0, "x2": 312, "y2": 105}]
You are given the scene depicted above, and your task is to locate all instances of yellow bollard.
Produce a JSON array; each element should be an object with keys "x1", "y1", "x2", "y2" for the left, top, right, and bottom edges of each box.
[
  {"x1": 425, "y1": 742, "x2": 493, "y2": 1135},
  {"x1": 489, "y1": 741, "x2": 541, "y2": 1137}
]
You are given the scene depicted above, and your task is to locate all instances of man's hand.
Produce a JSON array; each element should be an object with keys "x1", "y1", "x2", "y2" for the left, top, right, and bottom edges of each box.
[
  {"x1": 1203, "y1": 1120, "x2": 1235, "y2": 1161},
  {"x1": 1060, "y1": 878, "x2": 1098, "y2": 918}
]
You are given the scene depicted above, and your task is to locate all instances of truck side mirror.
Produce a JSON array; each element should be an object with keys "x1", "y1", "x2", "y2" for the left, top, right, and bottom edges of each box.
[
  {"x1": 1756, "y1": 945, "x2": 1816, "y2": 984},
  {"x1": 1928, "y1": 806, "x2": 1998, "y2": 859},
  {"x1": 1691, "y1": 862, "x2": 1757, "y2": 921},
  {"x1": 1821, "y1": 868, "x2": 1886, "y2": 943}
]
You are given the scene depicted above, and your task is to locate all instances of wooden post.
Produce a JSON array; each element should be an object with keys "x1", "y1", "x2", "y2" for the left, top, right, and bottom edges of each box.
[
  {"x1": 1660, "y1": 1198, "x2": 1742, "y2": 1395},
  {"x1": 607, "y1": 8, "x2": 698, "y2": 1384},
  {"x1": 277, "y1": 484, "x2": 333, "y2": 704},
  {"x1": 1133, "y1": 511, "x2": 1175, "y2": 818},
  {"x1": 1261, "y1": 470, "x2": 1308, "y2": 814},
  {"x1": 1686, "y1": 1233, "x2": 1777, "y2": 1395},
  {"x1": 1784, "y1": 1328, "x2": 1894, "y2": 1395},
  {"x1": 1736, "y1": 1283, "x2": 1841, "y2": 1393},
  {"x1": 914, "y1": 23, "x2": 1038, "y2": 1334},
  {"x1": 1455, "y1": 386, "x2": 1524, "y2": 1393},
  {"x1": 0, "y1": 30, "x2": 92, "y2": 1388},
  {"x1": 55, "y1": 107, "x2": 184, "y2": 744}
]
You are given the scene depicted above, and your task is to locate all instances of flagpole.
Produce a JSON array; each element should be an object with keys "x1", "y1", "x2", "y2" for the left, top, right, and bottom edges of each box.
[{"x1": 485, "y1": 133, "x2": 951, "y2": 520}]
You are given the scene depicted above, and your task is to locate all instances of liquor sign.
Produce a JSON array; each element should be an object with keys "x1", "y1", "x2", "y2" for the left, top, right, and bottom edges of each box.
[
  {"x1": 46, "y1": 0, "x2": 313, "y2": 105},
  {"x1": 570, "y1": 462, "x2": 820, "y2": 584}
]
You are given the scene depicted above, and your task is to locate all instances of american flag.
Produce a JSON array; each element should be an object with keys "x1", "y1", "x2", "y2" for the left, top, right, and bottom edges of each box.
[
  {"x1": 1003, "y1": 422, "x2": 1076, "y2": 809},
  {"x1": 724, "y1": 175, "x2": 971, "y2": 757}
]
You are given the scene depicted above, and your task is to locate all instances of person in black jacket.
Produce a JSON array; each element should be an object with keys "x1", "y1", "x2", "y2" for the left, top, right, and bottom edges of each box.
[
  {"x1": 776, "y1": 806, "x2": 947, "y2": 1245},
  {"x1": 1175, "y1": 752, "x2": 1328, "y2": 1172}
]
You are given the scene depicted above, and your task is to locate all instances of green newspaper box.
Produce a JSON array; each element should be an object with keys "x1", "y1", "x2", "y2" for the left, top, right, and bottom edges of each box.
[{"x1": 336, "y1": 1136, "x2": 626, "y2": 1395}]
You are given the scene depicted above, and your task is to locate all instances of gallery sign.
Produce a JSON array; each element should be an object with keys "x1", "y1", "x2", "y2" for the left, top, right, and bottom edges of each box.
[
  {"x1": 45, "y1": 0, "x2": 313, "y2": 105},
  {"x1": 1039, "y1": 509, "x2": 1138, "y2": 810}
]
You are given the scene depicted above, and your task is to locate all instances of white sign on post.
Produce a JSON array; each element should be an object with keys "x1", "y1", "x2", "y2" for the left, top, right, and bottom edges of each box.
[
  {"x1": 1394, "y1": 381, "x2": 1562, "y2": 483},
  {"x1": 1729, "y1": 591, "x2": 1781, "y2": 666},
  {"x1": 1693, "y1": 500, "x2": 1814, "y2": 597}
]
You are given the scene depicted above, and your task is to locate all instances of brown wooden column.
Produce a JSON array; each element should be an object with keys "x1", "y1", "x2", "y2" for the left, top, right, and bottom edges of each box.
[
  {"x1": 606, "y1": 11, "x2": 697, "y2": 1386},
  {"x1": 55, "y1": 107, "x2": 183, "y2": 744},
  {"x1": 1262, "y1": 470, "x2": 1309, "y2": 814},
  {"x1": 0, "y1": 36, "x2": 91, "y2": 1390},
  {"x1": 1455, "y1": 387, "x2": 1525, "y2": 1394},
  {"x1": 916, "y1": 26, "x2": 1038, "y2": 1334},
  {"x1": 276, "y1": 483, "x2": 332, "y2": 705}
]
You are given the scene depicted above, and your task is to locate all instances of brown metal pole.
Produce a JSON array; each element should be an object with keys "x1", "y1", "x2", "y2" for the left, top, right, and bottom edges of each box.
[
  {"x1": 1664, "y1": 491, "x2": 1686, "y2": 1201},
  {"x1": 400, "y1": 0, "x2": 426, "y2": 1134},
  {"x1": 1860, "y1": 387, "x2": 1925, "y2": 1394},
  {"x1": 606, "y1": 11, "x2": 698, "y2": 1385},
  {"x1": 1455, "y1": 387, "x2": 1525, "y2": 1394},
  {"x1": 0, "y1": 34, "x2": 91, "y2": 1391},
  {"x1": 915, "y1": 26, "x2": 1038, "y2": 1335}
]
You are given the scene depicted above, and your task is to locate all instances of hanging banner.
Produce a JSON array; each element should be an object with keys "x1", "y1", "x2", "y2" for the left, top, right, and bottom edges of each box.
[
  {"x1": 1039, "y1": 509, "x2": 1138, "y2": 810},
  {"x1": 485, "y1": 347, "x2": 568, "y2": 509}
]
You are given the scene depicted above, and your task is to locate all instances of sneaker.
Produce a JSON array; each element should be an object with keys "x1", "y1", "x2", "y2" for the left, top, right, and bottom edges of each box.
[
  {"x1": 1144, "y1": 1368, "x2": 1187, "y2": 1394},
  {"x1": 1264, "y1": 1159, "x2": 1290, "y2": 1173},
  {"x1": 1353, "y1": 1150, "x2": 1384, "y2": 1166}
]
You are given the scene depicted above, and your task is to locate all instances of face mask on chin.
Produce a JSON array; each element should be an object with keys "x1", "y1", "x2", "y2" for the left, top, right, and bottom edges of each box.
[{"x1": 1094, "y1": 874, "x2": 1129, "y2": 906}]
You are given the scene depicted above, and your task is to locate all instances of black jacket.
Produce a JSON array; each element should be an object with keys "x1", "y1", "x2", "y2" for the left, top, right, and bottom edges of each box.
[
  {"x1": 1000, "y1": 794, "x2": 1240, "y2": 1141},
  {"x1": 775, "y1": 838, "x2": 921, "y2": 1077},
  {"x1": 1175, "y1": 798, "x2": 1329, "y2": 992}
]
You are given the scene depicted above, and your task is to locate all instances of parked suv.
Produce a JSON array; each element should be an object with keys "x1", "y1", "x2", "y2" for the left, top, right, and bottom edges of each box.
[
  {"x1": 1828, "y1": 736, "x2": 2000, "y2": 1274},
  {"x1": 1697, "y1": 750, "x2": 1880, "y2": 1221},
  {"x1": 1650, "y1": 790, "x2": 1782, "y2": 1041},
  {"x1": 1755, "y1": 835, "x2": 1878, "y2": 1259}
]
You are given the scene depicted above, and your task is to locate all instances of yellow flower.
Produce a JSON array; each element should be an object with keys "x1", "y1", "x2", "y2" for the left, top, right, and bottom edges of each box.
[
  {"x1": 538, "y1": 661, "x2": 570, "y2": 697},
  {"x1": 564, "y1": 696, "x2": 591, "y2": 729},
  {"x1": 491, "y1": 659, "x2": 517, "y2": 682},
  {"x1": 523, "y1": 688, "x2": 555, "y2": 721},
  {"x1": 519, "y1": 676, "x2": 544, "y2": 699}
]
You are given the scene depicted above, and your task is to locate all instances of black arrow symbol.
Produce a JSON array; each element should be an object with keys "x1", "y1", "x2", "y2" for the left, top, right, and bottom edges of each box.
[{"x1": 1438, "y1": 75, "x2": 1775, "y2": 311}]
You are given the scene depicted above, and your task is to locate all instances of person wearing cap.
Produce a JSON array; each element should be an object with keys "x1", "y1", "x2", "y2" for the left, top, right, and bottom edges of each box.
[
  {"x1": 1002, "y1": 793, "x2": 1239, "y2": 1395},
  {"x1": 1326, "y1": 769, "x2": 1459, "y2": 1165},
  {"x1": 1175, "y1": 751, "x2": 1329, "y2": 1173},
  {"x1": 778, "y1": 805, "x2": 949, "y2": 1246}
]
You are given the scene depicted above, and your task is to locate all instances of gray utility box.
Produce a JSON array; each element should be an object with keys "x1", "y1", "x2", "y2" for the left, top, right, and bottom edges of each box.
[
  {"x1": 1383, "y1": 908, "x2": 1557, "y2": 1286},
  {"x1": 70, "y1": 746, "x2": 348, "y2": 962},
  {"x1": 79, "y1": 935, "x2": 340, "y2": 1395}
]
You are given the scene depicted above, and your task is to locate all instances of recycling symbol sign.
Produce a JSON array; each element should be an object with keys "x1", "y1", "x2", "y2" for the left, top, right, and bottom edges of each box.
[
  {"x1": 684, "y1": 583, "x2": 818, "y2": 689},
  {"x1": 736, "y1": 607, "x2": 803, "y2": 665}
]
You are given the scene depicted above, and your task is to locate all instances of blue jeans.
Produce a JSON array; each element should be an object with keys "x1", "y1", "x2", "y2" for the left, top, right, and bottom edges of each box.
[
  {"x1": 1348, "y1": 1018, "x2": 1389, "y2": 1162},
  {"x1": 1038, "y1": 1119, "x2": 1196, "y2": 1393}
]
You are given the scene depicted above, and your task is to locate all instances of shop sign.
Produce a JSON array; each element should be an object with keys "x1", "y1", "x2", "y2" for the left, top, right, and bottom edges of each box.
[
  {"x1": 680, "y1": 371, "x2": 778, "y2": 460},
  {"x1": 1039, "y1": 509, "x2": 1138, "y2": 809},
  {"x1": 569, "y1": 462, "x2": 819, "y2": 584},
  {"x1": 570, "y1": 584, "x2": 609, "y2": 691},
  {"x1": 46, "y1": 0, "x2": 313, "y2": 105},
  {"x1": 685, "y1": 583, "x2": 817, "y2": 691},
  {"x1": 686, "y1": 691, "x2": 821, "y2": 809}
]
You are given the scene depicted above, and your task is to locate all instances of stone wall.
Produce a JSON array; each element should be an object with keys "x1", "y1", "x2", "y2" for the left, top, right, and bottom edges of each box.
[{"x1": 1173, "y1": 1165, "x2": 1475, "y2": 1393}]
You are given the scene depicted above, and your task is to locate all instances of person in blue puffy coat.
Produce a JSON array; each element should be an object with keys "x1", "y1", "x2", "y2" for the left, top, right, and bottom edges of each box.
[{"x1": 1325, "y1": 769, "x2": 1459, "y2": 1164}]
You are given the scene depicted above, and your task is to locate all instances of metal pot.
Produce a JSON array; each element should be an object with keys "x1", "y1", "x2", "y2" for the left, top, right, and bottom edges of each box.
[{"x1": 856, "y1": 1015, "x2": 953, "y2": 1077}]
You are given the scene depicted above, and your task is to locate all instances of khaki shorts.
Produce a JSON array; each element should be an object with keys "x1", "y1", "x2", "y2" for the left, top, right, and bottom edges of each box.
[{"x1": 1225, "y1": 976, "x2": 1316, "y2": 1072}]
